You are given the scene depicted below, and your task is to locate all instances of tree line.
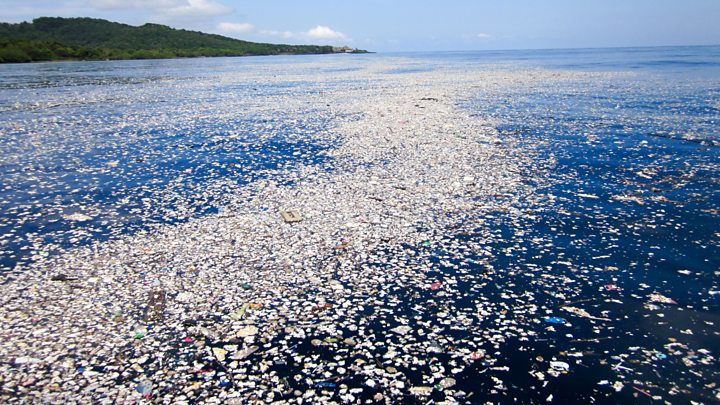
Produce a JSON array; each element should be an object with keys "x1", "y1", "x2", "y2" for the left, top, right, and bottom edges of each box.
[{"x1": 0, "y1": 17, "x2": 354, "y2": 63}]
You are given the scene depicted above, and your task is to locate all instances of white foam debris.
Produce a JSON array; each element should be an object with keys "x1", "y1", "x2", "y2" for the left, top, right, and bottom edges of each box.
[
  {"x1": 0, "y1": 58, "x2": 538, "y2": 402},
  {"x1": 62, "y1": 213, "x2": 93, "y2": 222},
  {"x1": 2, "y1": 57, "x2": 716, "y2": 403}
]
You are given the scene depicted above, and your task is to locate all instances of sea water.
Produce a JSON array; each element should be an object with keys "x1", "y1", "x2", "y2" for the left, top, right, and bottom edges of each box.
[
  {"x1": 0, "y1": 57, "x2": 340, "y2": 270},
  {"x1": 453, "y1": 46, "x2": 719, "y2": 402},
  {"x1": 0, "y1": 46, "x2": 718, "y2": 401}
]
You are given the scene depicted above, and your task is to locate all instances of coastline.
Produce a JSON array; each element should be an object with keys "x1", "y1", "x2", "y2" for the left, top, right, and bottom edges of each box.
[{"x1": 0, "y1": 49, "x2": 371, "y2": 65}]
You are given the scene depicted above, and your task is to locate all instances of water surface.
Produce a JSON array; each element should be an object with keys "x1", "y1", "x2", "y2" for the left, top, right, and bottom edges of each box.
[{"x1": 1, "y1": 46, "x2": 718, "y2": 402}]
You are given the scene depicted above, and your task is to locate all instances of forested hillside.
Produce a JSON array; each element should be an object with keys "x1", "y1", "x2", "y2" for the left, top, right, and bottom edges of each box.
[{"x1": 0, "y1": 17, "x2": 363, "y2": 63}]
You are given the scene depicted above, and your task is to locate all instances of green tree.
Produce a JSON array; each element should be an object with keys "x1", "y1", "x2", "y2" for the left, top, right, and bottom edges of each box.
[
  {"x1": 0, "y1": 17, "x2": 367, "y2": 63},
  {"x1": 0, "y1": 45, "x2": 31, "y2": 63}
]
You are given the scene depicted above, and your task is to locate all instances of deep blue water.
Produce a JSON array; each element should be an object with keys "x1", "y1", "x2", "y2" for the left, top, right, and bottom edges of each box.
[
  {"x1": 452, "y1": 47, "x2": 720, "y2": 402},
  {"x1": 0, "y1": 46, "x2": 719, "y2": 402},
  {"x1": 0, "y1": 56, "x2": 342, "y2": 271},
  {"x1": 394, "y1": 45, "x2": 720, "y2": 75},
  {"x1": 343, "y1": 47, "x2": 719, "y2": 398},
  {"x1": 1, "y1": 47, "x2": 718, "y2": 272}
]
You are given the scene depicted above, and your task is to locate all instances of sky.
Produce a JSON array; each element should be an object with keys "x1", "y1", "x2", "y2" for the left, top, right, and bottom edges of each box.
[{"x1": 2, "y1": 0, "x2": 719, "y2": 52}]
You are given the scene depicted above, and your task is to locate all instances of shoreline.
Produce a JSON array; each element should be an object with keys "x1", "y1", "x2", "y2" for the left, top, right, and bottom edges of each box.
[{"x1": 0, "y1": 50, "x2": 374, "y2": 66}]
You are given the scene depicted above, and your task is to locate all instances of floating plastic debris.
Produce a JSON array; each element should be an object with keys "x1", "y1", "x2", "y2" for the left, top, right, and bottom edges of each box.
[
  {"x1": 648, "y1": 293, "x2": 678, "y2": 305},
  {"x1": 550, "y1": 361, "x2": 570, "y2": 372},
  {"x1": 562, "y1": 306, "x2": 610, "y2": 321},
  {"x1": 280, "y1": 211, "x2": 302, "y2": 223},
  {"x1": 0, "y1": 51, "x2": 717, "y2": 404},
  {"x1": 62, "y1": 213, "x2": 93, "y2": 222},
  {"x1": 544, "y1": 317, "x2": 567, "y2": 325}
]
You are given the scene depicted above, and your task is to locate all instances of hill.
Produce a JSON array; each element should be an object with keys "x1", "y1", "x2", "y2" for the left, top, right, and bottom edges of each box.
[{"x1": 0, "y1": 17, "x2": 367, "y2": 63}]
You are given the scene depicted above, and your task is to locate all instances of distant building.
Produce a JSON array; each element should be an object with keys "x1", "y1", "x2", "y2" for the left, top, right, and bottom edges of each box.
[{"x1": 332, "y1": 46, "x2": 356, "y2": 53}]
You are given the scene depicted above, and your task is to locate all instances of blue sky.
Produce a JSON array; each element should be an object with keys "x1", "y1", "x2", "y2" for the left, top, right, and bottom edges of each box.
[{"x1": 2, "y1": 0, "x2": 719, "y2": 51}]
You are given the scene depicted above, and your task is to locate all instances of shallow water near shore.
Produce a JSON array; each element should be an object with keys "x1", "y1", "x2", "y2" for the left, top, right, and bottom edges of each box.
[{"x1": 0, "y1": 47, "x2": 718, "y2": 402}]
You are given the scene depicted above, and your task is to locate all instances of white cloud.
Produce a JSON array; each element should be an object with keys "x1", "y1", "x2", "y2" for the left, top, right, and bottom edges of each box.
[
  {"x1": 164, "y1": 0, "x2": 231, "y2": 17},
  {"x1": 84, "y1": 0, "x2": 231, "y2": 17},
  {"x1": 86, "y1": 0, "x2": 184, "y2": 11},
  {"x1": 306, "y1": 25, "x2": 347, "y2": 40},
  {"x1": 217, "y1": 21, "x2": 254, "y2": 34},
  {"x1": 258, "y1": 25, "x2": 348, "y2": 43},
  {"x1": 477, "y1": 33, "x2": 492, "y2": 39}
]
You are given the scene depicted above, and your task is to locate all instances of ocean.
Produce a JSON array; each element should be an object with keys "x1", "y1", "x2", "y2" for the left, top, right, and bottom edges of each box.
[{"x1": 0, "y1": 46, "x2": 718, "y2": 402}]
